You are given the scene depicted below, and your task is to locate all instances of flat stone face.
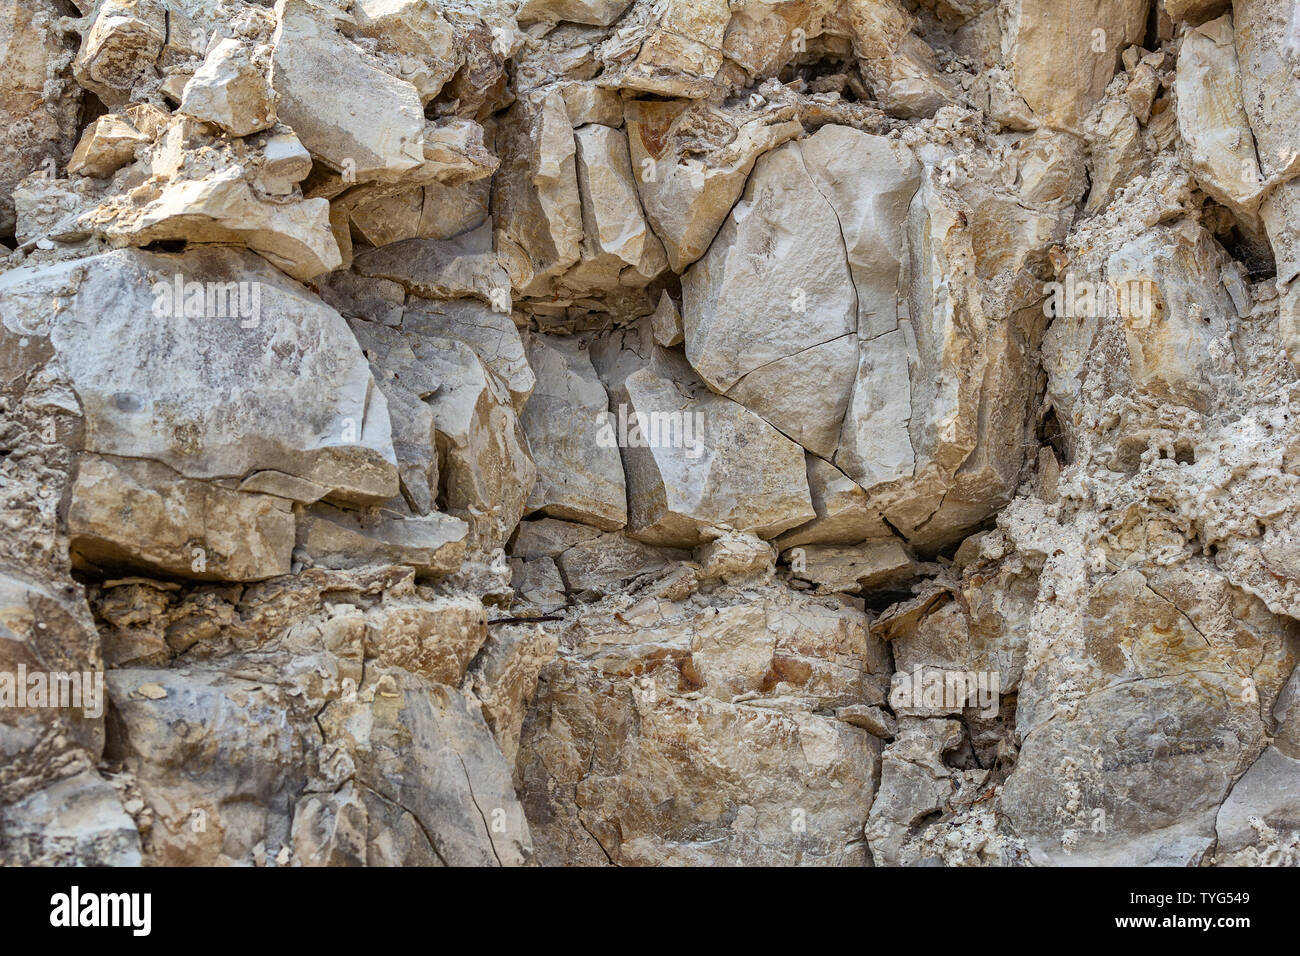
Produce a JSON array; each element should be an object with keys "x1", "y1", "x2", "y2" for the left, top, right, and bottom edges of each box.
[
  {"x1": 625, "y1": 100, "x2": 801, "y2": 273},
  {"x1": 271, "y1": 0, "x2": 426, "y2": 180},
  {"x1": 1, "y1": 247, "x2": 398, "y2": 502},
  {"x1": 69, "y1": 455, "x2": 296, "y2": 582},
  {"x1": 180, "y1": 38, "x2": 277, "y2": 138},
  {"x1": 683, "y1": 140, "x2": 857, "y2": 397},
  {"x1": 1174, "y1": 15, "x2": 1263, "y2": 216},
  {"x1": 319, "y1": 668, "x2": 534, "y2": 866},
  {"x1": 517, "y1": 586, "x2": 886, "y2": 865},
  {"x1": 1006, "y1": 0, "x2": 1149, "y2": 132},
  {"x1": 619, "y1": 353, "x2": 814, "y2": 546},
  {"x1": 521, "y1": 333, "x2": 626, "y2": 531}
]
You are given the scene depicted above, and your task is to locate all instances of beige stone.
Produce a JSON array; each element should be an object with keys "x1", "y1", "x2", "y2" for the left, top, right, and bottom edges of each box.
[
  {"x1": 521, "y1": 334, "x2": 627, "y2": 531},
  {"x1": 68, "y1": 114, "x2": 149, "y2": 180},
  {"x1": 180, "y1": 38, "x2": 277, "y2": 137}
]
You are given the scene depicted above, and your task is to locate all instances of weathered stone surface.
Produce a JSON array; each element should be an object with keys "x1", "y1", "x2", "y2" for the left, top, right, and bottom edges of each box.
[
  {"x1": 0, "y1": 769, "x2": 141, "y2": 867},
  {"x1": 626, "y1": 100, "x2": 801, "y2": 272},
  {"x1": 518, "y1": 583, "x2": 886, "y2": 864},
  {"x1": 570, "y1": 123, "x2": 668, "y2": 290},
  {"x1": 521, "y1": 334, "x2": 625, "y2": 531},
  {"x1": 1004, "y1": 0, "x2": 1149, "y2": 132},
  {"x1": 403, "y1": 297, "x2": 534, "y2": 412},
  {"x1": 348, "y1": 0, "x2": 458, "y2": 105},
  {"x1": 180, "y1": 38, "x2": 277, "y2": 137},
  {"x1": 617, "y1": 349, "x2": 814, "y2": 546},
  {"x1": 348, "y1": 317, "x2": 534, "y2": 553},
  {"x1": 680, "y1": 127, "x2": 921, "y2": 463},
  {"x1": 493, "y1": 89, "x2": 583, "y2": 295},
  {"x1": 271, "y1": 0, "x2": 426, "y2": 181},
  {"x1": 362, "y1": 594, "x2": 486, "y2": 685},
  {"x1": 1213, "y1": 746, "x2": 1300, "y2": 864},
  {"x1": 1174, "y1": 15, "x2": 1264, "y2": 217},
  {"x1": 0, "y1": 571, "x2": 106, "y2": 810},
  {"x1": 319, "y1": 667, "x2": 533, "y2": 865},
  {"x1": 774, "y1": 457, "x2": 893, "y2": 548},
  {"x1": 73, "y1": 116, "x2": 344, "y2": 279},
  {"x1": 0, "y1": 0, "x2": 82, "y2": 236},
  {"x1": 72, "y1": 0, "x2": 166, "y2": 107},
  {"x1": 106, "y1": 664, "x2": 316, "y2": 865},
  {"x1": 5, "y1": 0, "x2": 1300, "y2": 872},
  {"x1": 68, "y1": 114, "x2": 149, "y2": 180},
  {"x1": 353, "y1": 222, "x2": 510, "y2": 307},
  {"x1": 1, "y1": 247, "x2": 397, "y2": 503},
  {"x1": 555, "y1": 532, "x2": 688, "y2": 595},
  {"x1": 467, "y1": 623, "x2": 560, "y2": 769},
  {"x1": 785, "y1": 540, "x2": 917, "y2": 595},
  {"x1": 297, "y1": 504, "x2": 467, "y2": 577},
  {"x1": 69, "y1": 455, "x2": 295, "y2": 582},
  {"x1": 683, "y1": 140, "x2": 855, "y2": 448},
  {"x1": 517, "y1": 0, "x2": 632, "y2": 27},
  {"x1": 508, "y1": 556, "x2": 567, "y2": 611},
  {"x1": 509, "y1": 517, "x2": 603, "y2": 561}
]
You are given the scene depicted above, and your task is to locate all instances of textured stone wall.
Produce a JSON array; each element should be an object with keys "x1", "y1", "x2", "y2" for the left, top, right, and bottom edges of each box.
[{"x1": 0, "y1": 0, "x2": 1298, "y2": 866}]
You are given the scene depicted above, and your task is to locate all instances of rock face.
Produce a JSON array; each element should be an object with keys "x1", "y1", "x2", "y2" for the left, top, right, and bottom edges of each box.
[{"x1": 1, "y1": 0, "x2": 1300, "y2": 871}]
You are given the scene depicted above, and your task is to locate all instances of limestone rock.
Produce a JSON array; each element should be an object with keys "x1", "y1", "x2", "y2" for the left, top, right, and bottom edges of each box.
[
  {"x1": 106, "y1": 664, "x2": 318, "y2": 865},
  {"x1": 467, "y1": 623, "x2": 560, "y2": 769},
  {"x1": 774, "y1": 457, "x2": 893, "y2": 548},
  {"x1": 319, "y1": 667, "x2": 533, "y2": 866},
  {"x1": 0, "y1": 0, "x2": 83, "y2": 236},
  {"x1": 627, "y1": 99, "x2": 801, "y2": 272},
  {"x1": 353, "y1": 222, "x2": 510, "y2": 307},
  {"x1": 517, "y1": 585, "x2": 887, "y2": 864},
  {"x1": 1213, "y1": 746, "x2": 1300, "y2": 864},
  {"x1": 403, "y1": 297, "x2": 534, "y2": 413},
  {"x1": 180, "y1": 38, "x2": 277, "y2": 137},
  {"x1": 568, "y1": 123, "x2": 667, "y2": 290},
  {"x1": 509, "y1": 517, "x2": 602, "y2": 561},
  {"x1": 493, "y1": 89, "x2": 583, "y2": 295},
  {"x1": 508, "y1": 557, "x2": 568, "y2": 611},
  {"x1": 67, "y1": 114, "x2": 149, "y2": 180},
  {"x1": 1004, "y1": 0, "x2": 1149, "y2": 133},
  {"x1": 785, "y1": 540, "x2": 917, "y2": 595},
  {"x1": 517, "y1": 0, "x2": 633, "y2": 27},
  {"x1": 69, "y1": 455, "x2": 295, "y2": 582},
  {"x1": 72, "y1": 0, "x2": 166, "y2": 107},
  {"x1": 296, "y1": 504, "x2": 468, "y2": 577},
  {"x1": 617, "y1": 350, "x2": 814, "y2": 546},
  {"x1": 682, "y1": 140, "x2": 855, "y2": 456},
  {"x1": 348, "y1": 0, "x2": 458, "y2": 105},
  {"x1": 555, "y1": 532, "x2": 688, "y2": 595},
  {"x1": 1, "y1": 247, "x2": 398, "y2": 503},
  {"x1": 0, "y1": 769, "x2": 141, "y2": 867},
  {"x1": 4, "y1": 0, "x2": 1300, "y2": 873},
  {"x1": 271, "y1": 0, "x2": 426, "y2": 181},
  {"x1": 349, "y1": 318, "x2": 534, "y2": 553},
  {"x1": 362, "y1": 594, "x2": 486, "y2": 685},
  {"x1": 0, "y1": 572, "x2": 105, "y2": 807},
  {"x1": 1174, "y1": 15, "x2": 1264, "y2": 217},
  {"x1": 521, "y1": 334, "x2": 626, "y2": 531}
]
